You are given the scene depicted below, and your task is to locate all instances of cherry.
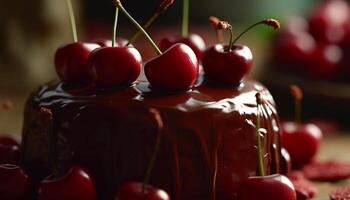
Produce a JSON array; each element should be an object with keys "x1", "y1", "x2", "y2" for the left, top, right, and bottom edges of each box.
[
  {"x1": 158, "y1": 0, "x2": 206, "y2": 60},
  {"x1": 0, "y1": 144, "x2": 20, "y2": 165},
  {"x1": 116, "y1": 182, "x2": 170, "y2": 200},
  {"x1": 54, "y1": 0, "x2": 100, "y2": 84},
  {"x1": 280, "y1": 86, "x2": 323, "y2": 169},
  {"x1": 304, "y1": 44, "x2": 342, "y2": 80},
  {"x1": 88, "y1": 47, "x2": 142, "y2": 87},
  {"x1": 309, "y1": 0, "x2": 350, "y2": 43},
  {"x1": 55, "y1": 42, "x2": 100, "y2": 84},
  {"x1": 202, "y1": 44, "x2": 252, "y2": 86},
  {"x1": 273, "y1": 21, "x2": 316, "y2": 74},
  {"x1": 145, "y1": 43, "x2": 199, "y2": 91},
  {"x1": 159, "y1": 34, "x2": 206, "y2": 60},
  {"x1": 0, "y1": 164, "x2": 31, "y2": 200},
  {"x1": 113, "y1": 0, "x2": 199, "y2": 91},
  {"x1": 237, "y1": 174, "x2": 296, "y2": 200},
  {"x1": 281, "y1": 122, "x2": 322, "y2": 169},
  {"x1": 236, "y1": 93, "x2": 296, "y2": 200},
  {"x1": 38, "y1": 165, "x2": 97, "y2": 200},
  {"x1": 88, "y1": 5, "x2": 142, "y2": 87},
  {"x1": 202, "y1": 18, "x2": 279, "y2": 86}
]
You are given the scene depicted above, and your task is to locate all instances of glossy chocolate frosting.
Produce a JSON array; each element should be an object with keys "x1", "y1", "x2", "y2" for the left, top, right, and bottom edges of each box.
[{"x1": 21, "y1": 77, "x2": 283, "y2": 200}]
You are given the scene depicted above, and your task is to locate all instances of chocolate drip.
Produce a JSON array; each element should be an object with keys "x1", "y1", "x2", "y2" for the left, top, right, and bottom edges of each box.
[{"x1": 21, "y1": 78, "x2": 282, "y2": 200}]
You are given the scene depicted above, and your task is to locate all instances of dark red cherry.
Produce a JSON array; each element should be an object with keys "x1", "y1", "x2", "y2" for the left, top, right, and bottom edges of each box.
[
  {"x1": 0, "y1": 144, "x2": 20, "y2": 165},
  {"x1": 116, "y1": 181, "x2": 171, "y2": 200},
  {"x1": 281, "y1": 122, "x2": 323, "y2": 169},
  {"x1": 273, "y1": 30, "x2": 316, "y2": 74},
  {"x1": 94, "y1": 38, "x2": 129, "y2": 47},
  {"x1": 55, "y1": 42, "x2": 100, "y2": 84},
  {"x1": 237, "y1": 174, "x2": 296, "y2": 200},
  {"x1": 159, "y1": 34, "x2": 206, "y2": 60},
  {"x1": 144, "y1": 43, "x2": 199, "y2": 91},
  {"x1": 0, "y1": 135, "x2": 20, "y2": 146},
  {"x1": 309, "y1": 0, "x2": 350, "y2": 43},
  {"x1": 202, "y1": 44, "x2": 253, "y2": 86},
  {"x1": 304, "y1": 44, "x2": 342, "y2": 80},
  {"x1": 0, "y1": 164, "x2": 31, "y2": 200},
  {"x1": 38, "y1": 165, "x2": 97, "y2": 200},
  {"x1": 88, "y1": 46, "x2": 142, "y2": 87}
]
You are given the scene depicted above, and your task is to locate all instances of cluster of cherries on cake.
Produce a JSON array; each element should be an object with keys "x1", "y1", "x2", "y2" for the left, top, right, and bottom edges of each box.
[
  {"x1": 273, "y1": 0, "x2": 350, "y2": 81},
  {"x1": 0, "y1": 0, "x2": 325, "y2": 199}
]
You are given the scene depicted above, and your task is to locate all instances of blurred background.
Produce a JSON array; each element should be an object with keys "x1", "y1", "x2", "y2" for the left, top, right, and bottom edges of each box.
[{"x1": 0, "y1": 0, "x2": 345, "y2": 134}]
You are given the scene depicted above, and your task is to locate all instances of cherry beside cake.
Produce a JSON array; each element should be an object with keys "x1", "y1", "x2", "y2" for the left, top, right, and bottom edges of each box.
[{"x1": 0, "y1": 1, "x2": 296, "y2": 200}]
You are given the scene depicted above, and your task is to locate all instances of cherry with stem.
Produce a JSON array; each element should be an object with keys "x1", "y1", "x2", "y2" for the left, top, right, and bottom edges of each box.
[
  {"x1": 113, "y1": 0, "x2": 199, "y2": 91},
  {"x1": 202, "y1": 18, "x2": 280, "y2": 86},
  {"x1": 55, "y1": 0, "x2": 100, "y2": 84},
  {"x1": 126, "y1": 0, "x2": 175, "y2": 46},
  {"x1": 280, "y1": 85, "x2": 322, "y2": 169}
]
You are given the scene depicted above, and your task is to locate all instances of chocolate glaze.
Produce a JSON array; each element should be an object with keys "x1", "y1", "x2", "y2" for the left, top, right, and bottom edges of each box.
[{"x1": 21, "y1": 77, "x2": 282, "y2": 200}]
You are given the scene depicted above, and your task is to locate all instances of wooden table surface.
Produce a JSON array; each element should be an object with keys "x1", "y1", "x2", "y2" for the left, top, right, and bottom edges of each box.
[{"x1": 0, "y1": 92, "x2": 349, "y2": 200}]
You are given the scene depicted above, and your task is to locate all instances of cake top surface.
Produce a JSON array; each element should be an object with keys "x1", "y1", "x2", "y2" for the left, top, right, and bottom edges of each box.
[{"x1": 34, "y1": 77, "x2": 274, "y2": 113}]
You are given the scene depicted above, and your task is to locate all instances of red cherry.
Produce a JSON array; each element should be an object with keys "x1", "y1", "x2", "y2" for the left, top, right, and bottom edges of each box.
[
  {"x1": 0, "y1": 164, "x2": 31, "y2": 200},
  {"x1": 159, "y1": 34, "x2": 206, "y2": 60},
  {"x1": 0, "y1": 144, "x2": 20, "y2": 165},
  {"x1": 309, "y1": 0, "x2": 350, "y2": 43},
  {"x1": 116, "y1": 181, "x2": 170, "y2": 200},
  {"x1": 88, "y1": 46, "x2": 142, "y2": 87},
  {"x1": 237, "y1": 174, "x2": 296, "y2": 200},
  {"x1": 273, "y1": 29, "x2": 316, "y2": 74},
  {"x1": 38, "y1": 166, "x2": 97, "y2": 200},
  {"x1": 0, "y1": 135, "x2": 20, "y2": 146},
  {"x1": 202, "y1": 44, "x2": 253, "y2": 86},
  {"x1": 144, "y1": 43, "x2": 199, "y2": 91},
  {"x1": 281, "y1": 122, "x2": 323, "y2": 169},
  {"x1": 94, "y1": 38, "x2": 129, "y2": 47},
  {"x1": 55, "y1": 42, "x2": 100, "y2": 84}
]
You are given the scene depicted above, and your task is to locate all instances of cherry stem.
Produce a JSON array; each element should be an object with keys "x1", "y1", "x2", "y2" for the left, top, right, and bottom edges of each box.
[
  {"x1": 182, "y1": 0, "x2": 189, "y2": 37},
  {"x1": 231, "y1": 18, "x2": 280, "y2": 46},
  {"x1": 113, "y1": 0, "x2": 162, "y2": 55},
  {"x1": 255, "y1": 93, "x2": 265, "y2": 177},
  {"x1": 65, "y1": 0, "x2": 78, "y2": 42},
  {"x1": 290, "y1": 85, "x2": 303, "y2": 125},
  {"x1": 143, "y1": 108, "x2": 164, "y2": 193},
  {"x1": 112, "y1": 7, "x2": 119, "y2": 47},
  {"x1": 228, "y1": 27, "x2": 235, "y2": 51},
  {"x1": 127, "y1": 13, "x2": 159, "y2": 46}
]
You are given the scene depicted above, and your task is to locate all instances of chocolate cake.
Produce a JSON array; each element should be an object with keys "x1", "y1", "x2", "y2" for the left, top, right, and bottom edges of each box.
[{"x1": 20, "y1": 77, "x2": 283, "y2": 200}]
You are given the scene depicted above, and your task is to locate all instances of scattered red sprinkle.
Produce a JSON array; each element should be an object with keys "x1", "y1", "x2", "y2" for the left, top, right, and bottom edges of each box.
[
  {"x1": 329, "y1": 186, "x2": 350, "y2": 200},
  {"x1": 290, "y1": 85, "x2": 303, "y2": 100},
  {"x1": 288, "y1": 171, "x2": 317, "y2": 199},
  {"x1": 303, "y1": 161, "x2": 350, "y2": 182}
]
